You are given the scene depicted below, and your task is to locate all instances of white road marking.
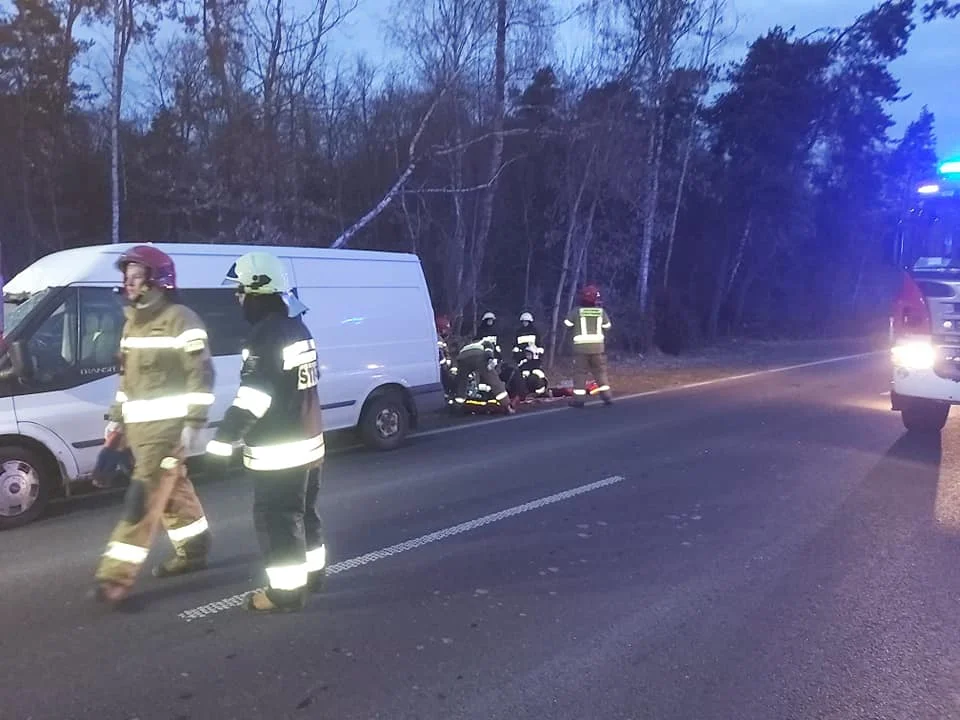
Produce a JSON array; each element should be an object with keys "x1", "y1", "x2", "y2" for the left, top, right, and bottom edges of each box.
[
  {"x1": 177, "y1": 474, "x2": 626, "y2": 622},
  {"x1": 413, "y1": 351, "x2": 882, "y2": 439}
]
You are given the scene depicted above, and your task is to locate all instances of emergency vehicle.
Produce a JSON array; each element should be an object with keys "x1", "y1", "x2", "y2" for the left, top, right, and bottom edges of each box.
[
  {"x1": 0, "y1": 243, "x2": 443, "y2": 529},
  {"x1": 889, "y1": 159, "x2": 960, "y2": 433}
]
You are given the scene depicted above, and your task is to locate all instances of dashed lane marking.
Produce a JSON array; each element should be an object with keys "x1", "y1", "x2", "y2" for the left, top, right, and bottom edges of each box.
[{"x1": 177, "y1": 474, "x2": 626, "y2": 622}]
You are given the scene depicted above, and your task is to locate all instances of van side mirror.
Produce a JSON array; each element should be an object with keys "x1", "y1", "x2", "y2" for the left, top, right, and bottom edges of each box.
[{"x1": 0, "y1": 340, "x2": 32, "y2": 383}]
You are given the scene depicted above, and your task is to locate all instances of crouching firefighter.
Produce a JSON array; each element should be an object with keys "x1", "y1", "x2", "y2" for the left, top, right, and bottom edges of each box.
[
  {"x1": 454, "y1": 338, "x2": 515, "y2": 414},
  {"x1": 205, "y1": 251, "x2": 326, "y2": 613},
  {"x1": 94, "y1": 245, "x2": 214, "y2": 605},
  {"x1": 564, "y1": 284, "x2": 613, "y2": 407},
  {"x1": 513, "y1": 311, "x2": 548, "y2": 399}
]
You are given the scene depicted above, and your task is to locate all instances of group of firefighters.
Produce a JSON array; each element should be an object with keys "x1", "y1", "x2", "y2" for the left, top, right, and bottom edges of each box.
[
  {"x1": 90, "y1": 246, "x2": 615, "y2": 614},
  {"x1": 436, "y1": 284, "x2": 615, "y2": 413},
  {"x1": 94, "y1": 245, "x2": 326, "y2": 614}
]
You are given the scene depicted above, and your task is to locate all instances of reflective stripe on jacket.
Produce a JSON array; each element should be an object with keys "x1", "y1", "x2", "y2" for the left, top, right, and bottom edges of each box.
[
  {"x1": 212, "y1": 313, "x2": 325, "y2": 472},
  {"x1": 563, "y1": 306, "x2": 612, "y2": 355},
  {"x1": 108, "y1": 294, "x2": 215, "y2": 430}
]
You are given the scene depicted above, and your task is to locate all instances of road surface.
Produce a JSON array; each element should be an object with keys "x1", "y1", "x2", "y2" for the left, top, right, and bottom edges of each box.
[{"x1": 4, "y1": 351, "x2": 960, "y2": 720}]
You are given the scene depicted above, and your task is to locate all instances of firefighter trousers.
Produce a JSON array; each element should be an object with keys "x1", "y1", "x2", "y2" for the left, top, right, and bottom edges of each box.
[
  {"x1": 253, "y1": 461, "x2": 326, "y2": 608},
  {"x1": 572, "y1": 353, "x2": 611, "y2": 397},
  {"x1": 454, "y1": 351, "x2": 509, "y2": 408},
  {"x1": 305, "y1": 463, "x2": 326, "y2": 586},
  {"x1": 96, "y1": 437, "x2": 210, "y2": 589}
]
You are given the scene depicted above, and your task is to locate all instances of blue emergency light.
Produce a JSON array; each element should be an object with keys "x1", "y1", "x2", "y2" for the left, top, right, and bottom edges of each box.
[{"x1": 941, "y1": 160, "x2": 960, "y2": 176}]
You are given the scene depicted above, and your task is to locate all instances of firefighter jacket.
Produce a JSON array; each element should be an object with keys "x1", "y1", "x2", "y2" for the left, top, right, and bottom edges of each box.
[
  {"x1": 458, "y1": 339, "x2": 496, "y2": 365},
  {"x1": 211, "y1": 313, "x2": 325, "y2": 472},
  {"x1": 513, "y1": 325, "x2": 544, "y2": 359},
  {"x1": 107, "y1": 292, "x2": 215, "y2": 438},
  {"x1": 438, "y1": 334, "x2": 452, "y2": 367},
  {"x1": 473, "y1": 324, "x2": 502, "y2": 361},
  {"x1": 563, "y1": 305, "x2": 612, "y2": 355}
]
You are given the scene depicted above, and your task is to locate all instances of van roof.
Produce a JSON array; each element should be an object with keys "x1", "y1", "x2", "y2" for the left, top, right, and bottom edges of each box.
[{"x1": 4, "y1": 242, "x2": 420, "y2": 295}]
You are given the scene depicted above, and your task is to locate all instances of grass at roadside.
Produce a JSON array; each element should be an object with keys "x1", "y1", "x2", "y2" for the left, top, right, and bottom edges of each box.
[
  {"x1": 548, "y1": 334, "x2": 886, "y2": 396},
  {"x1": 415, "y1": 334, "x2": 886, "y2": 433}
]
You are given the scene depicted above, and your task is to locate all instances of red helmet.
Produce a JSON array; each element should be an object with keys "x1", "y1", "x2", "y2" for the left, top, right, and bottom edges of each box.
[
  {"x1": 435, "y1": 313, "x2": 452, "y2": 337},
  {"x1": 579, "y1": 284, "x2": 600, "y2": 306},
  {"x1": 117, "y1": 245, "x2": 176, "y2": 290}
]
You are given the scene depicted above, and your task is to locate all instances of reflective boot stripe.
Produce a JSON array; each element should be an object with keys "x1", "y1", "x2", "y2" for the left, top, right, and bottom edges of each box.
[
  {"x1": 167, "y1": 516, "x2": 209, "y2": 544},
  {"x1": 104, "y1": 542, "x2": 149, "y2": 564},
  {"x1": 305, "y1": 545, "x2": 326, "y2": 572},
  {"x1": 266, "y1": 563, "x2": 309, "y2": 590}
]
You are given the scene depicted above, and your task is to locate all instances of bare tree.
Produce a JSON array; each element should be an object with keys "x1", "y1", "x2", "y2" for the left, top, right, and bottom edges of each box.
[
  {"x1": 109, "y1": 0, "x2": 135, "y2": 243},
  {"x1": 662, "y1": 0, "x2": 728, "y2": 287}
]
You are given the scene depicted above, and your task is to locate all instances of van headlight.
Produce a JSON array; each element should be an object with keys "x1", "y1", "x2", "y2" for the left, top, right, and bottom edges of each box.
[{"x1": 892, "y1": 339, "x2": 936, "y2": 370}]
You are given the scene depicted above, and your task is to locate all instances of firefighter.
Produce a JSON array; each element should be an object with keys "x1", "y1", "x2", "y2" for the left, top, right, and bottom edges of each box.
[
  {"x1": 453, "y1": 338, "x2": 514, "y2": 414},
  {"x1": 564, "y1": 285, "x2": 613, "y2": 407},
  {"x1": 436, "y1": 313, "x2": 457, "y2": 401},
  {"x1": 512, "y1": 311, "x2": 548, "y2": 399},
  {"x1": 205, "y1": 251, "x2": 326, "y2": 613},
  {"x1": 94, "y1": 245, "x2": 214, "y2": 605},
  {"x1": 474, "y1": 311, "x2": 503, "y2": 361}
]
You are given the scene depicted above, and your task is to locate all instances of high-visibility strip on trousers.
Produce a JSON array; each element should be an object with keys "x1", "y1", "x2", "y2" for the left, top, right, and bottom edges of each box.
[{"x1": 95, "y1": 436, "x2": 209, "y2": 589}]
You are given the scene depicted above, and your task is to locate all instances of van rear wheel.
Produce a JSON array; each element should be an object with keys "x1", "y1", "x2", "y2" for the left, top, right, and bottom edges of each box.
[
  {"x1": 901, "y1": 398, "x2": 950, "y2": 434},
  {"x1": 0, "y1": 445, "x2": 51, "y2": 530},
  {"x1": 359, "y1": 391, "x2": 410, "y2": 451}
]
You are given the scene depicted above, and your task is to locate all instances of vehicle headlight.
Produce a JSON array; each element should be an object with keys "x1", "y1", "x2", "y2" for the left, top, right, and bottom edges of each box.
[{"x1": 892, "y1": 339, "x2": 936, "y2": 370}]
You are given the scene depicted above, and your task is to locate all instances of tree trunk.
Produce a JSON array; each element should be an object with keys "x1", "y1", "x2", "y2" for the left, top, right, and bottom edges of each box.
[
  {"x1": 637, "y1": 108, "x2": 666, "y2": 315},
  {"x1": 522, "y1": 202, "x2": 533, "y2": 308},
  {"x1": 665, "y1": 0, "x2": 722, "y2": 287},
  {"x1": 461, "y1": 0, "x2": 507, "y2": 319},
  {"x1": 110, "y1": 0, "x2": 132, "y2": 245},
  {"x1": 548, "y1": 146, "x2": 596, "y2": 368},
  {"x1": 663, "y1": 123, "x2": 693, "y2": 288}
]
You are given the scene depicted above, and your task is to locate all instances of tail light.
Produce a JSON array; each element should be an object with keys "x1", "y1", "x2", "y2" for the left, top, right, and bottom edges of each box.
[{"x1": 891, "y1": 271, "x2": 935, "y2": 369}]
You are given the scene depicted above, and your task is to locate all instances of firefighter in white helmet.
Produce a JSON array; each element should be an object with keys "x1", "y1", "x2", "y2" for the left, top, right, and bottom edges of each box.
[
  {"x1": 512, "y1": 311, "x2": 548, "y2": 399},
  {"x1": 206, "y1": 251, "x2": 326, "y2": 613}
]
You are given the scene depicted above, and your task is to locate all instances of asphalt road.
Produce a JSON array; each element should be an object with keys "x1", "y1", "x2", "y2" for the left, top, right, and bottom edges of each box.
[{"x1": 5, "y1": 351, "x2": 960, "y2": 720}]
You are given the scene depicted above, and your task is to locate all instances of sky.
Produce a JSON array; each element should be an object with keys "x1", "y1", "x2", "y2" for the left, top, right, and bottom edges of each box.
[
  {"x1": 37, "y1": 0, "x2": 960, "y2": 161},
  {"x1": 318, "y1": 0, "x2": 960, "y2": 160}
]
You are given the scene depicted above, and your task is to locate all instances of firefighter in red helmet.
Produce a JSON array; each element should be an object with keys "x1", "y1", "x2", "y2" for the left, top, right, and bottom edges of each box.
[
  {"x1": 564, "y1": 284, "x2": 613, "y2": 407},
  {"x1": 94, "y1": 245, "x2": 215, "y2": 605}
]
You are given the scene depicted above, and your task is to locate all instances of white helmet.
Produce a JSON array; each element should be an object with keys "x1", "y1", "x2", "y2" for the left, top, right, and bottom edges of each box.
[
  {"x1": 519, "y1": 312, "x2": 534, "y2": 324},
  {"x1": 481, "y1": 311, "x2": 496, "y2": 323},
  {"x1": 227, "y1": 252, "x2": 307, "y2": 317},
  {"x1": 228, "y1": 251, "x2": 290, "y2": 294}
]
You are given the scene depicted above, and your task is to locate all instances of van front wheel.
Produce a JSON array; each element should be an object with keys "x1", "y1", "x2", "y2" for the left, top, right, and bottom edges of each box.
[
  {"x1": 0, "y1": 445, "x2": 51, "y2": 530},
  {"x1": 359, "y1": 391, "x2": 410, "y2": 451}
]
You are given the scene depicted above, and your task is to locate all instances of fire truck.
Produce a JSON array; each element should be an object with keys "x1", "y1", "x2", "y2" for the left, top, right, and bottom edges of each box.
[{"x1": 890, "y1": 159, "x2": 960, "y2": 433}]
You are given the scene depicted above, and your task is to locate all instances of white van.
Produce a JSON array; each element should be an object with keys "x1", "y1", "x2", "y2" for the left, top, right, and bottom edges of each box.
[{"x1": 0, "y1": 242, "x2": 443, "y2": 529}]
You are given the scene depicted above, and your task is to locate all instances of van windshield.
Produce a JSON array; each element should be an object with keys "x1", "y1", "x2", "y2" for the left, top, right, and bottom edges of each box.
[{"x1": 3, "y1": 288, "x2": 53, "y2": 337}]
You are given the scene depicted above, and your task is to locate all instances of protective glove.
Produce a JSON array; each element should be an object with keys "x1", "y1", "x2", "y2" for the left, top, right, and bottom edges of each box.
[
  {"x1": 487, "y1": 358, "x2": 498, "y2": 371},
  {"x1": 180, "y1": 425, "x2": 206, "y2": 457}
]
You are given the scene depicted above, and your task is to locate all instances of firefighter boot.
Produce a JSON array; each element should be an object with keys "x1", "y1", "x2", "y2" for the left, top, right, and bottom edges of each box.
[
  {"x1": 93, "y1": 581, "x2": 131, "y2": 606},
  {"x1": 308, "y1": 568, "x2": 327, "y2": 593},
  {"x1": 601, "y1": 390, "x2": 614, "y2": 406},
  {"x1": 244, "y1": 587, "x2": 307, "y2": 614},
  {"x1": 153, "y1": 529, "x2": 212, "y2": 578}
]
